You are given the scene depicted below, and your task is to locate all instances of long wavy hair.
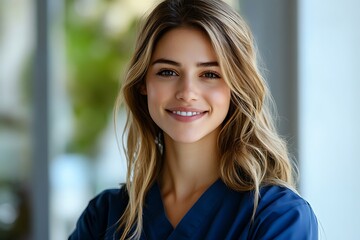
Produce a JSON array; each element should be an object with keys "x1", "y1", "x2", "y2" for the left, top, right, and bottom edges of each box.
[{"x1": 114, "y1": 0, "x2": 296, "y2": 239}]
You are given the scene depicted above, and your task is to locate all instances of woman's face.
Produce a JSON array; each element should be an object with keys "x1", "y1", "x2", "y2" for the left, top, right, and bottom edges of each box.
[{"x1": 144, "y1": 27, "x2": 231, "y2": 144}]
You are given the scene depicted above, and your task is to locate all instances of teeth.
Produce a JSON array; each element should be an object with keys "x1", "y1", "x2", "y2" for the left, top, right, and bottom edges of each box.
[{"x1": 172, "y1": 111, "x2": 201, "y2": 116}]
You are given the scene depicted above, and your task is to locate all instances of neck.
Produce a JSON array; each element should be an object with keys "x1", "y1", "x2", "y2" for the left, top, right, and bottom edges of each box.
[{"x1": 159, "y1": 130, "x2": 220, "y2": 198}]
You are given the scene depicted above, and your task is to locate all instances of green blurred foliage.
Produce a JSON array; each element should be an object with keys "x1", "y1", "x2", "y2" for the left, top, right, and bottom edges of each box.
[{"x1": 65, "y1": 0, "x2": 137, "y2": 156}]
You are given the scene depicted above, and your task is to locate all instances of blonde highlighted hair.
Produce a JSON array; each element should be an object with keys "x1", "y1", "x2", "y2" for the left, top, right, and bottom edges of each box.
[{"x1": 115, "y1": 0, "x2": 296, "y2": 239}]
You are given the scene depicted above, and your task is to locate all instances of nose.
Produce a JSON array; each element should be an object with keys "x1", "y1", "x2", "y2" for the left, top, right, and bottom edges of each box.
[{"x1": 175, "y1": 75, "x2": 198, "y2": 102}]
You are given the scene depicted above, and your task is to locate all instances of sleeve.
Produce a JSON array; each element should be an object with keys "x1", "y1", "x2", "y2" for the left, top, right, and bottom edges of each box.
[
  {"x1": 68, "y1": 187, "x2": 128, "y2": 240},
  {"x1": 249, "y1": 187, "x2": 318, "y2": 240}
]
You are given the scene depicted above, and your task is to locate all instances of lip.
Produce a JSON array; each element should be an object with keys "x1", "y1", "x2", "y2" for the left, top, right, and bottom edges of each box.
[
  {"x1": 167, "y1": 107, "x2": 207, "y2": 113},
  {"x1": 166, "y1": 107, "x2": 208, "y2": 122}
]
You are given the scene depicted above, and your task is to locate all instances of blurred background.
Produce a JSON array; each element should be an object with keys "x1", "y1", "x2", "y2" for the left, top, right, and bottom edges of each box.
[{"x1": 0, "y1": 0, "x2": 359, "y2": 239}]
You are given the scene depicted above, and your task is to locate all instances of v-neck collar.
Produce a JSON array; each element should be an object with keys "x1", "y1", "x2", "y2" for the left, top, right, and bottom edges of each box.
[{"x1": 143, "y1": 179, "x2": 227, "y2": 239}]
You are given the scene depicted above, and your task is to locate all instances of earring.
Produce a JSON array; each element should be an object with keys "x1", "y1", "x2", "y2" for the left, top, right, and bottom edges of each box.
[{"x1": 155, "y1": 131, "x2": 164, "y2": 155}]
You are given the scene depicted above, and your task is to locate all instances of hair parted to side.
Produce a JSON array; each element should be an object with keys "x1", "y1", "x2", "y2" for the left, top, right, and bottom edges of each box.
[{"x1": 114, "y1": 0, "x2": 296, "y2": 239}]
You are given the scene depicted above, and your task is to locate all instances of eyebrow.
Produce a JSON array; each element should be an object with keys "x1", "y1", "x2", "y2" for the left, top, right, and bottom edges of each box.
[{"x1": 151, "y1": 58, "x2": 219, "y2": 67}]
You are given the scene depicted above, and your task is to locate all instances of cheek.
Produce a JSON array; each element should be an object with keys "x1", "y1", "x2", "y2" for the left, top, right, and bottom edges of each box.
[
  {"x1": 146, "y1": 81, "x2": 166, "y2": 104},
  {"x1": 210, "y1": 86, "x2": 231, "y2": 109},
  {"x1": 145, "y1": 80, "x2": 173, "y2": 119},
  {"x1": 146, "y1": 83, "x2": 161, "y2": 123}
]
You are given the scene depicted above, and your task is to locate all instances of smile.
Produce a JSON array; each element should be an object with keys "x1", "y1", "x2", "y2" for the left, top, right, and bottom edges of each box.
[{"x1": 172, "y1": 111, "x2": 202, "y2": 117}]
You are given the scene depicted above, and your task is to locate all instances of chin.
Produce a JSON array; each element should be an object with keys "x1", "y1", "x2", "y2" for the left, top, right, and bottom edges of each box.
[{"x1": 167, "y1": 133, "x2": 204, "y2": 144}]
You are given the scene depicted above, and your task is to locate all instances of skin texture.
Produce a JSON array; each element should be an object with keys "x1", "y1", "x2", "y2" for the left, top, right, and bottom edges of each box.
[
  {"x1": 145, "y1": 27, "x2": 230, "y2": 144},
  {"x1": 144, "y1": 27, "x2": 231, "y2": 227}
]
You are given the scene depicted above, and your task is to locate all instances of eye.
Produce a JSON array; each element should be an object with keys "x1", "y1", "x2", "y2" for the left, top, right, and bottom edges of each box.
[
  {"x1": 202, "y1": 71, "x2": 221, "y2": 79},
  {"x1": 156, "y1": 69, "x2": 178, "y2": 77}
]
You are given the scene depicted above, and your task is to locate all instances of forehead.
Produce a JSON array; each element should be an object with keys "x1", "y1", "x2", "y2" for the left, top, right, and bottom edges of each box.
[{"x1": 151, "y1": 27, "x2": 218, "y2": 62}]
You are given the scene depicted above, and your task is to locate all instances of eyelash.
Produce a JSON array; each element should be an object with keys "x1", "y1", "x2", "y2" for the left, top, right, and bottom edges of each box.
[
  {"x1": 156, "y1": 69, "x2": 178, "y2": 77},
  {"x1": 201, "y1": 71, "x2": 221, "y2": 79},
  {"x1": 156, "y1": 69, "x2": 221, "y2": 79}
]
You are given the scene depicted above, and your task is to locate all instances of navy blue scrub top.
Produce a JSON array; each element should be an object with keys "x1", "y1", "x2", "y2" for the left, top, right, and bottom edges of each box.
[{"x1": 69, "y1": 179, "x2": 318, "y2": 239}]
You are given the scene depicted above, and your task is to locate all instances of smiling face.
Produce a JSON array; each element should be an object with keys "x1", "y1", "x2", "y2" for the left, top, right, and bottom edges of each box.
[{"x1": 144, "y1": 27, "x2": 231, "y2": 144}]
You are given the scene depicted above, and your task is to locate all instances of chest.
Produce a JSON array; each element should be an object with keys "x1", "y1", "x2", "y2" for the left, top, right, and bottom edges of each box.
[{"x1": 141, "y1": 181, "x2": 254, "y2": 240}]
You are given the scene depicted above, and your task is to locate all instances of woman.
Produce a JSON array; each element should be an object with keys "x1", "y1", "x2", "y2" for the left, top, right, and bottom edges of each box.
[{"x1": 69, "y1": 0, "x2": 318, "y2": 239}]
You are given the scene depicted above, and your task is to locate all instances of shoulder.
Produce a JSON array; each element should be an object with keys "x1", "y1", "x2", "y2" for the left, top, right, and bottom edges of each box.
[
  {"x1": 68, "y1": 185, "x2": 128, "y2": 240},
  {"x1": 89, "y1": 186, "x2": 129, "y2": 210},
  {"x1": 250, "y1": 185, "x2": 318, "y2": 240},
  {"x1": 258, "y1": 185, "x2": 310, "y2": 212},
  {"x1": 85, "y1": 186, "x2": 129, "y2": 224}
]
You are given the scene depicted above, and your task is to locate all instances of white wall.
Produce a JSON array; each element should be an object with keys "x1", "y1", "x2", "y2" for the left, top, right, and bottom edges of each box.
[{"x1": 298, "y1": 0, "x2": 360, "y2": 239}]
